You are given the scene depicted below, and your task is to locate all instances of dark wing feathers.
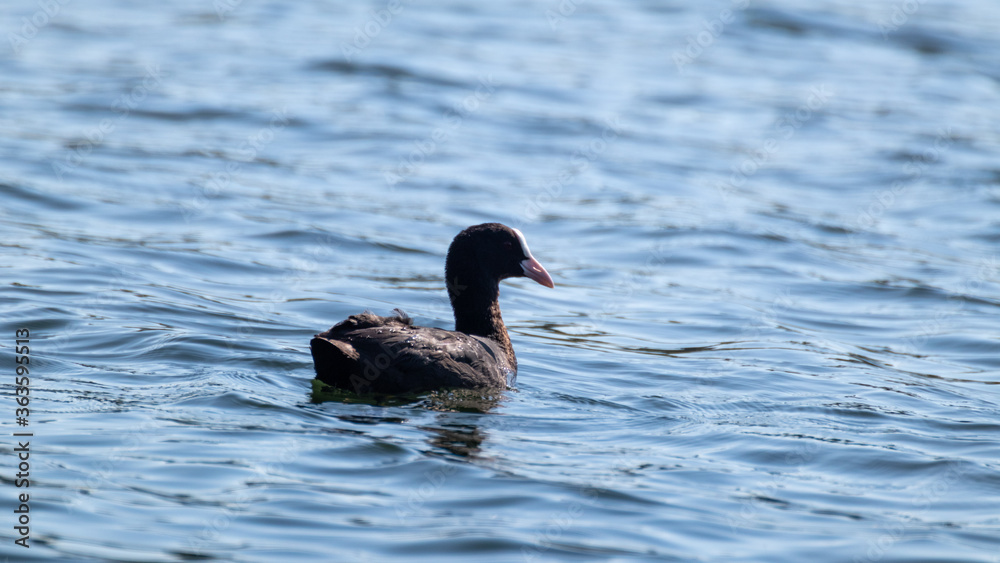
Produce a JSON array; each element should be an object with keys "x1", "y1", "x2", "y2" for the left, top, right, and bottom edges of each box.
[{"x1": 311, "y1": 311, "x2": 513, "y2": 394}]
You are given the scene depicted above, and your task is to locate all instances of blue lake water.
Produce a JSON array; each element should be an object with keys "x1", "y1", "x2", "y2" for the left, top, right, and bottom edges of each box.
[{"x1": 2, "y1": 0, "x2": 1000, "y2": 561}]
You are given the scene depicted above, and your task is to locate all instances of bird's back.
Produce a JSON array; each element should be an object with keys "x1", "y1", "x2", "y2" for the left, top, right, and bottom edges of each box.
[{"x1": 310, "y1": 311, "x2": 514, "y2": 394}]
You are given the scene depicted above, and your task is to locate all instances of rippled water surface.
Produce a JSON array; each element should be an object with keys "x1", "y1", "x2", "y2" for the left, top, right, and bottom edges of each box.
[{"x1": 2, "y1": 1, "x2": 1000, "y2": 561}]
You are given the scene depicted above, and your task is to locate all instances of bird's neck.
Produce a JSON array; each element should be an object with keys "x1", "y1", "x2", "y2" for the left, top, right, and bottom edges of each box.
[{"x1": 447, "y1": 276, "x2": 516, "y2": 369}]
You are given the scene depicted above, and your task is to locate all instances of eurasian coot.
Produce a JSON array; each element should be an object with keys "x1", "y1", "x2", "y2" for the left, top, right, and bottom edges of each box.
[{"x1": 311, "y1": 223, "x2": 554, "y2": 394}]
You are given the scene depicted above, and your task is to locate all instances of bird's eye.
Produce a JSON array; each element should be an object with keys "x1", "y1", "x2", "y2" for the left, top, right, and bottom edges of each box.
[{"x1": 503, "y1": 241, "x2": 513, "y2": 250}]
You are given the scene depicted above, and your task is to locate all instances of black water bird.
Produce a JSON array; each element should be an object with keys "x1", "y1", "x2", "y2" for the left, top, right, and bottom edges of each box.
[{"x1": 311, "y1": 223, "x2": 554, "y2": 394}]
